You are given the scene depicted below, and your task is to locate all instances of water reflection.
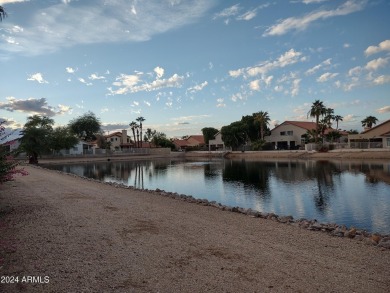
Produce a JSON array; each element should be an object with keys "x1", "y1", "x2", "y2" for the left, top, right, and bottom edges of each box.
[{"x1": 43, "y1": 158, "x2": 390, "y2": 234}]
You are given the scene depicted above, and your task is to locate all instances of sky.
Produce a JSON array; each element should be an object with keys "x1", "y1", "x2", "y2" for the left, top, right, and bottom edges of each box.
[{"x1": 1, "y1": 0, "x2": 390, "y2": 139}]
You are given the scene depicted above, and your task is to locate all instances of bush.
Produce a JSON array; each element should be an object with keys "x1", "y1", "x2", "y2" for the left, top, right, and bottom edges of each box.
[{"x1": 0, "y1": 121, "x2": 28, "y2": 183}]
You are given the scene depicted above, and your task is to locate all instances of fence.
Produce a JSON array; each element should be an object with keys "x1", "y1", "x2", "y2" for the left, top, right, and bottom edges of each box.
[{"x1": 349, "y1": 142, "x2": 383, "y2": 149}]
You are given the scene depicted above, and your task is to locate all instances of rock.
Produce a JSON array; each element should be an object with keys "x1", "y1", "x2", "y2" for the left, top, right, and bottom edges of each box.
[
  {"x1": 278, "y1": 215, "x2": 294, "y2": 223},
  {"x1": 377, "y1": 241, "x2": 390, "y2": 249},
  {"x1": 371, "y1": 234, "x2": 381, "y2": 244},
  {"x1": 344, "y1": 228, "x2": 357, "y2": 238}
]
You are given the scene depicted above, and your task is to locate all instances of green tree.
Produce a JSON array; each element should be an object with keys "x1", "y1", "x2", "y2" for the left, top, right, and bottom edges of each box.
[
  {"x1": 152, "y1": 132, "x2": 174, "y2": 149},
  {"x1": 326, "y1": 130, "x2": 341, "y2": 143},
  {"x1": 19, "y1": 115, "x2": 54, "y2": 164},
  {"x1": 49, "y1": 126, "x2": 79, "y2": 153},
  {"x1": 201, "y1": 127, "x2": 219, "y2": 145},
  {"x1": 307, "y1": 100, "x2": 326, "y2": 143},
  {"x1": 221, "y1": 121, "x2": 247, "y2": 150},
  {"x1": 144, "y1": 128, "x2": 156, "y2": 147},
  {"x1": 253, "y1": 111, "x2": 270, "y2": 140},
  {"x1": 1, "y1": 120, "x2": 27, "y2": 183},
  {"x1": 136, "y1": 117, "x2": 145, "y2": 148},
  {"x1": 348, "y1": 129, "x2": 359, "y2": 134},
  {"x1": 361, "y1": 116, "x2": 378, "y2": 129},
  {"x1": 68, "y1": 111, "x2": 101, "y2": 141},
  {"x1": 0, "y1": 6, "x2": 6, "y2": 21}
]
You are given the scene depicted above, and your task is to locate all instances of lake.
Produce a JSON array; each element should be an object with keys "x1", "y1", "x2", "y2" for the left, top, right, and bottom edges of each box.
[{"x1": 43, "y1": 158, "x2": 390, "y2": 235}]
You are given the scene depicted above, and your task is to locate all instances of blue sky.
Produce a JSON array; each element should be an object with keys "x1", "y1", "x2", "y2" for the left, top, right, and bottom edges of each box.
[{"x1": 1, "y1": 0, "x2": 389, "y2": 138}]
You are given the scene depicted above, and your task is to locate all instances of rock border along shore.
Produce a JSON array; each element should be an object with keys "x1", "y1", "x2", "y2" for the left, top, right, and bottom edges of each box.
[{"x1": 34, "y1": 165, "x2": 390, "y2": 251}]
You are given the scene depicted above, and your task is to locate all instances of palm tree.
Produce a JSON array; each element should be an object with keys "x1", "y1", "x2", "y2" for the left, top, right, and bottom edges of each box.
[
  {"x1": 0, "y1": 6, "x2": 7, "y2": 21},
  {"x1": 361, "y1": 116, "x2": 378, "y2": 129},
  {"x1": 324, "y1": 108, "x2": 334, "y2": 127},
  {"x1": 307, "y1": 100, "x2": 326, "y2": 143},
  {"x1": 253, "y1": 111, "x2": 270, "y2": 140},
  {"x1": 334, "y1": 115, "x2": 343, "y2": 130},
  {"x1": 129, "y1": 121, "x2": 138, "y2": 147},
  {"x1": 136, "y1": 116, "x2": 145, "y2": 148}
]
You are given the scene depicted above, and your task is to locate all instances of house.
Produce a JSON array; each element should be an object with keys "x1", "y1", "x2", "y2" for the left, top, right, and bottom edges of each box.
[
  {"x1": 348, "y1": 119, "x2": 390, "y2": 149},
  {"x1": 173, "y1": 135, "x2": 205, "y2": 151},
  {"x1": 56, "y1": 140, "x2": 95, "y2": 155},
  {"x1": 264, "y1": 121, "x2": 348, "y2": 150},
  {"x1": 1, "y1": 138, "x2": 20, "y2": 152},
  {"x1": 208, "y1": 132, "x2": 226, "y2": 151},
  {"x1": 105, "y1": 130, "x2": 133, "y2": 151}
]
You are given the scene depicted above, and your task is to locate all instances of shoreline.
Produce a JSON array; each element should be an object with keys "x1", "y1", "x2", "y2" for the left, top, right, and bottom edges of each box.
[
  {"x1": 21, "y1": 149, "x2": 390, "y2": 165},
  {"x1": 1, "y1": 166, "x2": 390, "y2": 292}
]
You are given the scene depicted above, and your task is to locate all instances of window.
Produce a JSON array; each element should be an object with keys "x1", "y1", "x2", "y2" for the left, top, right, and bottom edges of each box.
[
  {"x1": 387, "y1": 138, "x2": 390, "y2": 147},
  {"x1": 280, "y1": 131, "x2": 293, "y2": 136},
  {"x1": 73, "y1": 147, "x2": 78, "y2": 151},
  {"x1": 110, "y1": 138, "x2": 114, "y2": 142}
]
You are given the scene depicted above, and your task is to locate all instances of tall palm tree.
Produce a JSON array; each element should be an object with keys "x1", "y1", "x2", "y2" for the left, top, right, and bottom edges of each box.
[
  {"x1": 129, "y1": 121, "x2": 138, "y2": 147},
  {"x1": 334, "y1": 115, "x2": 343, "y2": 130},
  {"x1": 136, "y1": 116, "x2": 145, "y2": 148},
  {"x1": 324, "y1": 108, "x2": 334, "y2": 127},
  {"x1": 307, "y1": 100, "x2": 326, "y2": 143},
  {"x1": 253, "y1": 111, "x2": 270, "y2": 140},
  {"x1": 361, "y1": 116, "x2": 378, "y2": 129},
  {"x1": 0, "y1": 6, "x2": 7, "y2": 21}
]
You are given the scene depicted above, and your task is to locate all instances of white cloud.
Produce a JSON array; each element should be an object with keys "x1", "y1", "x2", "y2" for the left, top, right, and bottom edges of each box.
[
  {"x1": 343, "y1": 114, "x2": 357, "y2": 122},
  {"x1": 263, "y1": 0, "x2": 367, "y2": 36},
  {"x1": 154, "y1": 66, "x2": 165, "y2": 79},
  {"x1": 291, "y1": 79, "x2": 301, "y2": 97},
  {"x1": 216, "y1": 98, "x2": 225, "y2": 107},
  {"x1": 305, "y1": 58, "x2": 332, "y2": 75},
  {"x1": 187, "y1": 81, "x2": 208, "y2": 93},
  {"x1": 249, "y1": 79, "x2": 261, "y2": 91},
  {"x1": 0, "y1": 0, "x2": 28, "y2": 4},
  {"x1": 89, "y1": 73, "x2": 105, "y2": 80},
  {"x1": 237, "y1": 9, "x2": 257, "y2": 21},
  {"x1": 109, "y1": 72, "x2": 184, "y2": 95},
  {"x1": 230, "y1": 49, "x2": 302, "y2": 78},
  {"x1": 231, "y1": 92, "x2": 245, "y2": 102},
  {"x1": 66, "y1": 67, "x2": 76, "y2": 73},
  {"x1": 365, "y1": 57, "x2": 389, "y2": 71},
  {"x1": 364, "y1": 40, "x2": 390, "y2": 56},
  {"x1": 213, "y1": 4, "x2": 241, "y2": 20},
  {"x1": 348, "y1": 66, "x2": 362, "y2": 77},
  {"x1": 317, "y1": 72, "x2": 339, "y2": 82},
  {"x1": 27, "y1": 72, "x2": 48, "y2": 84},
  {"x1": 1, "y1": 0, "x2": 215, "y2": 55},
  {"x1": 78, "y1": 77, "x2": 92, "y2": 86},
  {"x1": 377, "y1": 106, "x2": 390, "y2": 113},
  {"x1": 302, "y1": 0, "x2": 329, "y2": 3},
  {"x1": 373, "y1": 75, "x2": 390, "y2": 85}
]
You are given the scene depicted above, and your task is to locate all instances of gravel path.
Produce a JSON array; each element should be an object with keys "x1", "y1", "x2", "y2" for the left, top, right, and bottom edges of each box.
[{"x1": 1, "y1": 166, "x2": 389, "y2": 292}]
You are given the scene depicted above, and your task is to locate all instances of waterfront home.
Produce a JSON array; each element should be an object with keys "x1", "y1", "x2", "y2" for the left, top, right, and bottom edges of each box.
[
  {"x1": 173, "y1": 135, "x2": 205, "y2": 151},
  {"x1": 208, "y1": 132, "x2": 226, "y2": 151},
  {"x1": 105, "y1": 130, "x2": 133, "y2": 151},
  {"x1": 264, "y1": 121, "x2": 348, "y2": 150},
  {"x1": 348, "y1": 119, "x2": 390, "y2": 149}
]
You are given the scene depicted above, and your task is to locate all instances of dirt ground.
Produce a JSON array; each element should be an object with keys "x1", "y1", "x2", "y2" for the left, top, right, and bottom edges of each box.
[{"x1": 1, "y1": 165, "x2": 389, "y2": 292}]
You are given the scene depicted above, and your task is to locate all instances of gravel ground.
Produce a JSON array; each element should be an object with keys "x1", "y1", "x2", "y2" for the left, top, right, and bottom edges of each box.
[{"x1": 1, "y1": 165, "x2": 389, "y2": 293}]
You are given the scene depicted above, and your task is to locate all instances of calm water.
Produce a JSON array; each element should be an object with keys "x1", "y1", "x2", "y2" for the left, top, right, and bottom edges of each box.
[{"x1": 44, "y1": 158, "x2": 390, "y2": 234}]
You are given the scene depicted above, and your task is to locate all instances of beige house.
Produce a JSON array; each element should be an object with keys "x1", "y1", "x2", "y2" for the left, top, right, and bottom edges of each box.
[
  {"x1": 348, "y1": 119, "x2": 390, "y2": 149},
  {"x1": 105, "y1": 130, "x2": 133, "y2": 151},
  {"x1": 208, "y1": 132, "x2": 225, "y2": 151},
  {"x1": 265, "y1": 121, "x2": 317, "y2": 150}
]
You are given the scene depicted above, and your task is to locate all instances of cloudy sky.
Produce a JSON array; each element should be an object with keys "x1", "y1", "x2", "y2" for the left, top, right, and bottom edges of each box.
[{"x1": 1, "y1": 0, "x2": 389, "y2": 138}]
